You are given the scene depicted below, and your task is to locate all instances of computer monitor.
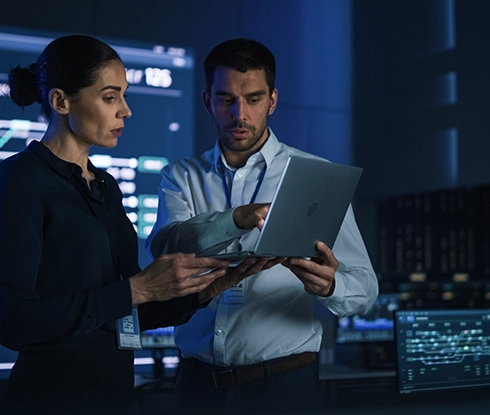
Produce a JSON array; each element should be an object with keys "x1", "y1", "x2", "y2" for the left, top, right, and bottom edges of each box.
[
  {"x1": 394, "y1": 308, "x2": 490, "y2": 394},
  {"x1": 134, "y1": 326, "x2": 179, "y2": 378},
  {"x1": 141, "y1": 326, "x2": 176, "y2": 349},
  {"x1": 335, "y1": 293, "x2": 401, "y2": 344}
]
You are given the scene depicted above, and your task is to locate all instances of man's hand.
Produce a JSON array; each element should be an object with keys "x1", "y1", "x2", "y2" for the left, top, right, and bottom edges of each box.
[
  {"x1": 198, "y1": 256, "x2": 286, "y2": 304},
  {"x1": 233, "y1": 203, "x2": 270, "y2": 230},
  {"x1": 281, "y1": 241, "x2": 338, "y2": 297}
]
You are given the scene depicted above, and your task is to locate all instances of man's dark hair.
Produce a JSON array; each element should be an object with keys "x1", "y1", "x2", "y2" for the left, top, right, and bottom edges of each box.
[{"x1": 204, "y1": 38, "x2": 276, "y2": 94}]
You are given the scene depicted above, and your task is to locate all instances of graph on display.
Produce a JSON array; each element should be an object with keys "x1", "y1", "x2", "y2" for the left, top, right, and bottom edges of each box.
[
  {"x1": 0, "y1": 25, "x2": 195, "y2": 269},
  {"x1": 395, "y1": 309, "x2": 490, "y2": 393},
  {"x1": 405, "y1": 328, "x2": 489, "y2": 365}
]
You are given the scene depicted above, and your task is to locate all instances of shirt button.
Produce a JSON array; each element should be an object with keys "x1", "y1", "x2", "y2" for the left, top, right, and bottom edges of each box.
[
  {"x1": 215, "y1": 330, "x2": 224, "y2": 336},
  {"x1": 236, "y1": 172, "x2": 243, "y2": 178}
]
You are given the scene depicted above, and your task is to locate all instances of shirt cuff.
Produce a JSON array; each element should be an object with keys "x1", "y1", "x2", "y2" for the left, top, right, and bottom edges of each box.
[
  {"x1": 198, "y1": 208, "x2": 247, "y2": 249},
  {"x1": 94, "y1": 278, "x2": 133, "y2": 322},
  {"x1": 315, "y1": 271, "x2": 346, "y2": 307}
]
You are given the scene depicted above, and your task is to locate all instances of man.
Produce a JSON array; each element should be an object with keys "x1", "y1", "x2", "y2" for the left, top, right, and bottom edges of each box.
[{"x1": 146, "y1": 38, "x2": 378, "y2": 414}]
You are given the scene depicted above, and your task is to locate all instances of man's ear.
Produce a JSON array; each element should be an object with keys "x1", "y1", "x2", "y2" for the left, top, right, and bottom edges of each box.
[
  {"x1": 48, "y1": 88, "x2": 69, "y2": 115},
  {"x1": 268, "y1": 88, "x2": 278, "y2": 116},
  {"x1": 202, "y1": 89, "x2": 212, "y2": 113}
]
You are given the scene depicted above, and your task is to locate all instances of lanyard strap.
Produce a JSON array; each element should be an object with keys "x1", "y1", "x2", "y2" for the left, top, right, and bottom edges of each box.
[{"x1": 222, "y1": 164, "x2": 267, "y2": 209}]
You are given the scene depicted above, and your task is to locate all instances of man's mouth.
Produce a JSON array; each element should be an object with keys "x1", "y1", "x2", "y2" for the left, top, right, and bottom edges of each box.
[{"x1": 229, "y1": 128, "x2": 249, "y2": 139}]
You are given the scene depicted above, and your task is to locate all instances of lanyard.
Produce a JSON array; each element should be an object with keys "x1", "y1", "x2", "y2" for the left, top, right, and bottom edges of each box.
[
  {"x1": 221, "y1": 164, "x2": 267, "y2": 209},
  {"x1": 221, "y1": 163, "x2": 267, "y2": 252}
]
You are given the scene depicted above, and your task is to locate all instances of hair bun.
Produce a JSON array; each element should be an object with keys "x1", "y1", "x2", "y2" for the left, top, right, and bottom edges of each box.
[{"x1": 8, "y1": 63, "x2": 42, "y2": 107}]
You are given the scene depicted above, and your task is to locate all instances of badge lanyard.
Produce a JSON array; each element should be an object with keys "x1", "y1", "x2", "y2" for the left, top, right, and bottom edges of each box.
[{"x1": 221, "y1": 162, "x2": 267, "y2": 251}]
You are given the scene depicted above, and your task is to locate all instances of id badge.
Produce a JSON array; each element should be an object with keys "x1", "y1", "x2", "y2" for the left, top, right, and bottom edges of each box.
[
  {"x1": 116, "y1": 307, "x2": 142, "y2": 350},
  {"x1": 223, "y1": 281, "x2": 245, "y2": 304}
]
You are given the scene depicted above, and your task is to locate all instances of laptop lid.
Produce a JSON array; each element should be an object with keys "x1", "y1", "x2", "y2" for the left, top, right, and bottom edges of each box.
[
  {"x1": 203, "y1": 155, "x2": 362, "y2": 261},
  {"x1": 251, "y1": 155, "x2": 363, "y2": 257}
]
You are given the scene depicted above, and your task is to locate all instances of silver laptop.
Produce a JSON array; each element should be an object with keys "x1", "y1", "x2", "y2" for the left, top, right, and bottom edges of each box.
[{"x1": 201, "y1": 155, "x2": 363, "y2": 262}]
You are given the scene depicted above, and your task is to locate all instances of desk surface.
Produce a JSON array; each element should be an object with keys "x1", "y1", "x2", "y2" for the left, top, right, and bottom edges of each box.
[
  {"x1": 316, "y1": 364, "x2": 490, "y2": 415},
  {"x1": 319, "y1": 363, "x2": 396, "y2": 380}
]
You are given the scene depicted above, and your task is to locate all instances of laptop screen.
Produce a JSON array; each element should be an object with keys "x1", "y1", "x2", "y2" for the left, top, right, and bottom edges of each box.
[{"x1": 394, "y1": 308, "x2": 490, "y2": 394}]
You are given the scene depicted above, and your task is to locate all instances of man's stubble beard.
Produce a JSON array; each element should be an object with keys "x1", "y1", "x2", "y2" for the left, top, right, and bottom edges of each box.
[{"x1": 215, "y1": 119, "x2": 269, "y2": 154}]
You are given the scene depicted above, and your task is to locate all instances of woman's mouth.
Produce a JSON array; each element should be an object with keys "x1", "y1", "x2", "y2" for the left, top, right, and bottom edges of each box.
[{"x1": 111, "y1": 128, "x2": 123, "y2": 138}]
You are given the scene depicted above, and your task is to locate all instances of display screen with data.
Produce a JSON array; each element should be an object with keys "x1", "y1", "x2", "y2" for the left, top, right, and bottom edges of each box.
[
  {"x1": 335, "y1": 293, "x2": 401, "y2": 344},
  {"x1": 395, "y1": 308, "x2": 490, "y2": 393}
]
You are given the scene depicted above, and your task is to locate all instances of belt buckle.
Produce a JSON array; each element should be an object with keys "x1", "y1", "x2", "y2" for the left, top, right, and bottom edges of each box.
[{"x1": 212, "y1": 369, "x2": 234, "y2": 388}]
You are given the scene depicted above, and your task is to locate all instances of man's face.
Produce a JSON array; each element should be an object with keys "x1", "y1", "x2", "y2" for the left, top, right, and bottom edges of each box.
[{"x1": 203, "y1": 66, "x2": 277, "y2": 167}]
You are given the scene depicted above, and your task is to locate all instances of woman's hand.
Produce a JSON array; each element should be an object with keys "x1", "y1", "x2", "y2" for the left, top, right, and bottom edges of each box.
[{"x1": 129, "y1": 253, "x2": 229, "y2": 305}]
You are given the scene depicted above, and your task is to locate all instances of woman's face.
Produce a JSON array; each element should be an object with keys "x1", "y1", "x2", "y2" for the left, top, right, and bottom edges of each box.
[{"x1": 66, "y1": 60, "x2": 132, "y2": 149}]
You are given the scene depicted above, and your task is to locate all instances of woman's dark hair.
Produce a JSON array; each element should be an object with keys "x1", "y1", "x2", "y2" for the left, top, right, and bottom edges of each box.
[
  {"x1": 204, "y1": 38, "x2": 276, "y2": 94},
  {"x1": 7, "y1": 35, "x2": 121, "y2": 120}
]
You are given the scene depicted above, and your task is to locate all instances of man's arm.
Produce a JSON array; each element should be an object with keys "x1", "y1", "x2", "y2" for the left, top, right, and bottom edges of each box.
[
  {"x1": 283, "y1": 205, "x2": 379, "y2": 317},
  {"x1": 145, "y1": 162, "x2": 269, "y2": 259}
]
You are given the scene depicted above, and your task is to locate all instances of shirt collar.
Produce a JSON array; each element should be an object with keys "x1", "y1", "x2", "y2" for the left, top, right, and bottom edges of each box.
[
  {"x1": 212, "y1": 128, "x2": 280, "y2": 173},
  {"x1": 27, "y1": 140, "x2": 97, "y2": 179}
]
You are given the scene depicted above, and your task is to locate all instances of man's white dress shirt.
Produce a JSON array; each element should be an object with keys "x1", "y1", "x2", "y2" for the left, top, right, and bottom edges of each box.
[{"x1": 146, "y1": 130, "x2": 378, "y2": 366}]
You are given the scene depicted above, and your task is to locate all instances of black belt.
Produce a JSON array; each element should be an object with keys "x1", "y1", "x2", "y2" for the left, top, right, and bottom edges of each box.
[{"x1": 181, "y1": 352, "x2": 317, "y2": 388}]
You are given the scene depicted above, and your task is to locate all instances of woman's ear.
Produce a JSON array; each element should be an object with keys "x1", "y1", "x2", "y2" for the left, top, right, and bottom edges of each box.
[{"x1": 48, "y1": 88, "x2": 69, "y2": 115}]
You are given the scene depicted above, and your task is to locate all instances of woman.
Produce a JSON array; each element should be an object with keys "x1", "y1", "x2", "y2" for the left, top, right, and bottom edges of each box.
[{"x1": 0, "y1": 35, "x2": 272, "y2": 414}]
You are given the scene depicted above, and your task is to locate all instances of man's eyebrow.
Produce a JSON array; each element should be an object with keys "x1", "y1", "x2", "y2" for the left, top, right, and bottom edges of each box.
[
  {"x1": 214, "y1": 89, "x2": 267, "y2": 96},
  {"x1": 246, "y1": 90, "x2": 267, "y2": 96}
]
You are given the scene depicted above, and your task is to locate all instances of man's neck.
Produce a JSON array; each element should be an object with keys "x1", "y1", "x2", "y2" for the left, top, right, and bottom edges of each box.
[{"x1": 222, "y1": 148, "x2": 257, "y2": 168}]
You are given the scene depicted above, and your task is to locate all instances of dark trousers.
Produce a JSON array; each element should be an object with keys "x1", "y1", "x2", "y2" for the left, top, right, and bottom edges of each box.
[
  {"x1": 2, "y1": 335, "x2": 135, "y2": 415},
  {"x1": 174, "y1": 357, "x2": 324, "y2": 415}
]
